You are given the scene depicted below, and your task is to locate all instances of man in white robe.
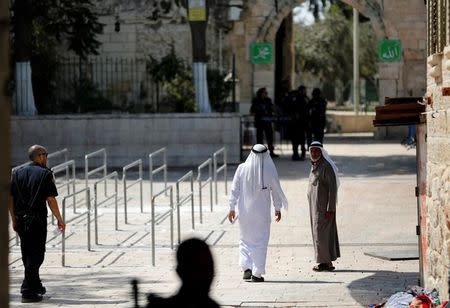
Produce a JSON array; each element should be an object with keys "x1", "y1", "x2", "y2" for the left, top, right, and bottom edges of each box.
[
  {"x1": 308, "y1": 141, "x2": 340, "y2": 271},
  {"x1": 228, "y1": 144, "x2": 288, "y2": 282}
]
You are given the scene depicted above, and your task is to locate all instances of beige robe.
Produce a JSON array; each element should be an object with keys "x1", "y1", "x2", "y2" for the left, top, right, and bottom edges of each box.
[{"x1": 307, "y1": 158, "x2": 340, "y2": 263}]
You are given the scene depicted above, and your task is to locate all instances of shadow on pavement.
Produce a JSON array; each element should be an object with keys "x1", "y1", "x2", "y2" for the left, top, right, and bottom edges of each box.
[{"x1": 347, "y1": 270, "x2": 419, "y2": 306}]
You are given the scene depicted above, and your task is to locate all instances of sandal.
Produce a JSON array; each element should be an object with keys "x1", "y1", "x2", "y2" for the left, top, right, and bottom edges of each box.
[{"x1": 313, "y1": 263, "x2": 335, "y2": 272}]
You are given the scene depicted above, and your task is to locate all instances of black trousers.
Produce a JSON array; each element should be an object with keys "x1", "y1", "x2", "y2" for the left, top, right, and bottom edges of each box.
[
  {"x1": 18, "y1": 220, "x2": 47, "y2": 295},
  {"x1": 289, "y1": 123, "x2": 306, "y2": 156},
  {"x1": 255, "y1": 122, "x2": 274, "y2": 152},
  {"x1": 307, "y1": 127, "x2": 324, "y2": 146}
]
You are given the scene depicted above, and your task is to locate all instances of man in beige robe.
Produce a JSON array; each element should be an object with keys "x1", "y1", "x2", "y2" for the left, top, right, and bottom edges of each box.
[{"x1": 307, "y1": 141, "x2": 340, "y2": 271}]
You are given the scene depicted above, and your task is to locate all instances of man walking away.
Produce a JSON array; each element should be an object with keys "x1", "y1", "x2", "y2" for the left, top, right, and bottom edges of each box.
[
  {"x1": 228, "y1": 144, "x2": 288, "y2": 282},
  {"x1": 307, "y1": 141, "x2": 340, "y2": 271},
  {"x1": 8, "y1": 145, "x2": 65, "y2": 303}
]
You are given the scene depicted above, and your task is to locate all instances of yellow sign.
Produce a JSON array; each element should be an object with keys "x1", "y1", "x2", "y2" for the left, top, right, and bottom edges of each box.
[{"x1": 188, "y1": 0, "x2": 206, "y2": 21}]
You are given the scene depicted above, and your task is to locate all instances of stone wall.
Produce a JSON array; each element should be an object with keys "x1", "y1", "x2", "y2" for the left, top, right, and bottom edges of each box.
[
  {"x1": 425, "y1": 50, "x2": 450, "y2": 298},
  {"x1": 10, "y1": 114, "x2": 241, "y2": 168}
]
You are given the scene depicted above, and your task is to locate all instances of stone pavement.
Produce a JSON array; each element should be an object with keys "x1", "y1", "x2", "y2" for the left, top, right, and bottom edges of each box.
[{"x1": 8, "y1": 135, "x2": 420, "y2": 307}]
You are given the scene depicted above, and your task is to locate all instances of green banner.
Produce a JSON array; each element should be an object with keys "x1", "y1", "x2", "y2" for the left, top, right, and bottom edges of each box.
[
  {"x1": 378, "y1": 39, "x2": 402, "y2": 62},
  {"x1": 250, "y1": 43, "x2": 273, "y2": 65}
]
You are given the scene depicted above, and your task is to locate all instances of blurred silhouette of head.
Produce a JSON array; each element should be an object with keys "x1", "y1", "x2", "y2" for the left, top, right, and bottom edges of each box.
[
  {"x1": 312, "y1": 88, "x2": 322, "y2": 99},
  {"x1": 256, "y1": 87, "x2": 268, "y2": 98},
  {"x1": 176, "y1": 238, "x2": 215, "y2": 296},
  {"x1": 298, "y1": 85, "x2": 306, "y2": 96}
]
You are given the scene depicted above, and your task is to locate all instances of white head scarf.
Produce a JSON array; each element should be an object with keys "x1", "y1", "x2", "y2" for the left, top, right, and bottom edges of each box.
[
  {"x1": 309, "y1": 141, "x2": 340, "y2": 188},
  {"x1": 242, "y1": 144, "x2": 288, "y2": 210}
]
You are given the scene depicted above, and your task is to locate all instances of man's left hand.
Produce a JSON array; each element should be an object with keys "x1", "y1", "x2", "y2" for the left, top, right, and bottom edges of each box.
[
  {"x1": 275, "y1": 210, "x2": 281, "y2": 222},
  {"x1": 325, "y1": 211, "x2": 335, "y2": 220}
]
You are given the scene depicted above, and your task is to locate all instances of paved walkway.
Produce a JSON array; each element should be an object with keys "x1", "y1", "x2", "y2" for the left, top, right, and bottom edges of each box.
[{"x1": 8, "y1": 136, "x2": 420, "y2": 307}]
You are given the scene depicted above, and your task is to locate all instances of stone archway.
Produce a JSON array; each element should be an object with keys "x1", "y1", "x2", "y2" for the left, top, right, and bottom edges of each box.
[
  {"x1": 252, "y1": 0, "x2": 387, "y2": 106},
  {"x1": 227, "y1": 0, "x2": 426, "y2": 113}
]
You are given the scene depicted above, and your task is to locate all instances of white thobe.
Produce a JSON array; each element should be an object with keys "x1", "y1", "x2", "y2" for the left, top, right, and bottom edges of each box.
[{"x1": 229, "y1": 164, "x2": 284, "y2": 276}]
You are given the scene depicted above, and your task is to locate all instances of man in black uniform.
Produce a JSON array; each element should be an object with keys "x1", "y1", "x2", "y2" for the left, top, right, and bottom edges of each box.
[
  {"x1": 250, "y1": 87, "x2": 279, "y2": 158},
  {"x1": 285, "y1": 85, "x2": 309, "y2": 161},
  {"x1": 8, "y1": 145, "x2": 65, "y2": 303},
  {"x1": 306, "y1": 88, "x2": 327, "y2": 146}
]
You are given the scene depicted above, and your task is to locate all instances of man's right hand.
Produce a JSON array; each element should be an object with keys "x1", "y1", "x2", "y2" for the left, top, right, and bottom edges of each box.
[
  {"x1": 228, "y1": 210, "x2": 236, "y2": 223},
  {"x1": 57, "y1": 221, "x2": 66, "y2": 232}
]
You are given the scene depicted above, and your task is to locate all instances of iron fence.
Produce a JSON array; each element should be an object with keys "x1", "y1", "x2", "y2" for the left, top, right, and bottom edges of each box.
[{"x1": 54, "y1": 57, "x2": 161, "y2": 113}]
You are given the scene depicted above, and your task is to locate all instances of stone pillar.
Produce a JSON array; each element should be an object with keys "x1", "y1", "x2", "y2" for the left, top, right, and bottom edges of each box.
[
  {"x1": 425, "y1": 50, "x2": 450, "y2": 298},
  {"x1": 0, "y1": 0, "x2": 11, "y2": 306}
]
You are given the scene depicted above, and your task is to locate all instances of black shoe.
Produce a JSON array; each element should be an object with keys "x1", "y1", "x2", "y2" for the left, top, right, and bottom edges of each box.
[
  {"x1": 251, "y1": 275, "x2": 264, "y2": 282},
  {"x1": 21, "y1": 293, "x2": 43, "y2": 303},
  {"x1": 243, "y1": 269, "x2": 252, "y2": 280},
  {"x1": 21, "y1": 285, "x2": 45, "y2": 295}
]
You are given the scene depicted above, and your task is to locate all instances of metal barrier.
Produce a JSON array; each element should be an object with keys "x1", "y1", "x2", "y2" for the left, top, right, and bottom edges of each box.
[
  {"x1": 52, "y1": 160, "x2": 77, "y2": 214},
  {"x1": 94, "y1": 172, "x2": 119, "y2": 245},
  {"x1": 85, "y1": 148, "x2": 107, "y2": 196},
  {"x1": 213, "y1": 147, "x2": 227, "y2": 205},
  {"x1": 61, "y1": 188, "x2": 91, "y2": 266},
  {"x1": 151, "y1": 186, "x2": 174, "y2": 266},
  {"x1": 176, "y1": 171, "x2": 195, "y2": 244},
  {"x1": 48, "y1": 148, "x2": 69, "y2": 166},
  {"x1": 123, "y1": 159, "x2": 144, "y2": 224},
  {"x1": 149, "y1": 147, "x2": 167, "y2": 202},
  {"x1": 197, "y1": 158, "x2": 213, "y2": 222}
]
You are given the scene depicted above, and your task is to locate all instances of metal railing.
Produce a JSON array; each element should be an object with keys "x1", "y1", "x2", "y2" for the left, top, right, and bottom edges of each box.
[
  {"x1": 47, "y1": 148, "x2": 69, "y2": 167},
  {"x1": 149, "y1": 147, "x2": 167, "y2": 202},
  {"x1": 197, "y1": 158, "x2": 213, "y2": 222},
  {"x1": 213, "y1": 147, "x2": 227, "y2": 205},
  {"x1": 151, "y1": 186, "x2": 174, "y2": 266},
  {"x1": 85, "y1": 148, "x2": 107, "y2": 196},
  {"x1": 51, "y1": 160, "x2": 77, "y2": 215},
  {"x1": 122, "y1": 159, "x2": 144, "y2": 224},
  {"x1": 94, "y1": 172, "x2": 119, "y2": 245},
  {"x1": 61, "y1": 188, "x2": 91, "y2": 266},
  {"x1": 176, "y1": 171, "x2": 195, "y2": 244}
]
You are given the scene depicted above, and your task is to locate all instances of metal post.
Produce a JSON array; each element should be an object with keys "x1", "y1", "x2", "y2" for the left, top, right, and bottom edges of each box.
[
  {"x1": 353, "y1": 7, "x2": 360, "y2": 115},
  {"x1": 198, "y1": 168, "x2": 203, "y2": 224},
  {"x1": 176, "y1": 181, "x2": 181, "y2": 245},
  {"x1": 87, "y1": 189, "x2": 91, "y2": 251},
  {"x1": 123, "y1": 168, "x2": 128, "y2": 224},
  {"x1": 190, "y1": 175, "x2": 194, "y2": 229},
  {"x1": 62, "y1": 198, "x2": 66, "y2": 267},
  {"x1": 139, "y1": 160, "x2": 143, "y2": 213},
  {"x1": 115, "y1": 173, "x2": 118, "y2": 231},
  {"x1": 151, "y1": 186, "x2": 174, "y2": 266},
  {"x1": 214, "y1": 153, "x2": 218, "y2": 205},
  {"x1": 209, "y1": 160, "x2": 213, "y2": 212},
  {"x1": 224, "y1": 147, "x2": 228, "y2": 194},
  {"x1": 94, "y1": 184, "x2": 98, "y2": 245}
]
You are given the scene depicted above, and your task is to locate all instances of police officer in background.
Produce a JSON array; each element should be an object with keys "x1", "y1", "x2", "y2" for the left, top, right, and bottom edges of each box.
[
  {"x1": 250, "y1": 87, "x2": 279, "y2": 158},
  {"x1": 286, "y1": 85, "x2": 309, "y2": 161},
  {"x1": 8, "y1": 145, "x2": 65, "y2": 303},
  {"x1": 307, "y1": 88, "x2": 327, "y2": 146}
]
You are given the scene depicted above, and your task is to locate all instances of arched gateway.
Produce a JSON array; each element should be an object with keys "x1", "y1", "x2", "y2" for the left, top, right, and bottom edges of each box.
[{"x1": 226, "y1": 0, "x2": 426, "y2": 113}]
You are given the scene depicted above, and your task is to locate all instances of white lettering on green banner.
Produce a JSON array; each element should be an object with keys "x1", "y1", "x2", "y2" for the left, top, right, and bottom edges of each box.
[{"x1": 250, "y1": 43, "x2": 273, "y2": 65}]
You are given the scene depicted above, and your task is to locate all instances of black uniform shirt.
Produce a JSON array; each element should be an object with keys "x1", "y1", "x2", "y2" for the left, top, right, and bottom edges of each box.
[{"x1": 10, "y1": 162, "x2": 58, "y2": 219}]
